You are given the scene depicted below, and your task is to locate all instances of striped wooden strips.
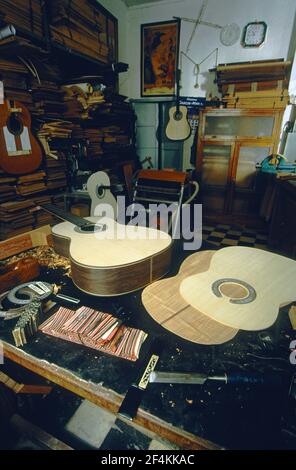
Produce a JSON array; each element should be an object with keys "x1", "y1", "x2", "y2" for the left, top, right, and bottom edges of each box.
[{"x1": 39, "y1": 306, "x2": 147, "y2": 361}]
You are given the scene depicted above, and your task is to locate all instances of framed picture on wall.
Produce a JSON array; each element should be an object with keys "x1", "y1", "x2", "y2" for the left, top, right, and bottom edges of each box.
[{"x1": 141, "y1": 19, "x2": 180, "y2": 97}]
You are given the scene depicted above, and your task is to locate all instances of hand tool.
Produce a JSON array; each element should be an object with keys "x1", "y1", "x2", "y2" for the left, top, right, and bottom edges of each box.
[
  {"x1": 149, "y1": 370, "x2": 284, "y2": 388},
  {"x1": 118, "y1": 338, "x2": 163, "y2": 420}
]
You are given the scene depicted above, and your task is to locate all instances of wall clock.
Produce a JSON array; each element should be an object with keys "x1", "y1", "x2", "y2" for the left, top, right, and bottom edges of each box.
[
  {"x1": 241, "y1": 21, "x2": 267, "y2": 48},
  {"x1": 220, "y1": 23, "x2": 241, "y2": 46}
]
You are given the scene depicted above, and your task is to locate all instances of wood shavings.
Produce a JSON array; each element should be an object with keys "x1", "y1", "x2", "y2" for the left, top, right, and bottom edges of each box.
[{"x1": 7, "y1": 246, "x2": 71, "y2": 276}]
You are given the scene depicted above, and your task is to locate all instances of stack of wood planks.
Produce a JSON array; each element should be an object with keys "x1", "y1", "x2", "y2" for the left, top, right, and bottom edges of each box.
[
  {"x1": 45, "y1": 155, "x2": 68, "y2": 191},
  {"x1": 16, "y1": 171, "x2": 46, "y2": 196},
  {"x1": 37, "y1": 120, "x2": 70, "y2": 192},
  {"x1": 214, "y1": 59, "x2": 291, "y2": 109},
  {"x1": 0, "y1": 0, "x2": 134, "y2": 241},
  {"x1": 31, "y1": 80, "x2": 67, "y2": 118},
  {"x1": 48, "y1": 0, "x2": 112, "y2": 63},
  {"x1": 63, "y1": 84, "x2": 106, "y2": 120},
  {"x1": 0, "y1": 58, "x2": 32, "y2": 108},
  {"x1": 0, "y1": 174, "x2": 16, "y2": 203},
  {"x1": 0, "y1": 0, "x2": 44, "y2": 40},
  {"x1": 63, "y1": 84, "x2": 134, "y2": 159},
  {"x1": 31, "y1": 194, "x2": 57, "y2": 228},
  {"x1": 0, "y1": 199, "x2": 35, "y2": 240}
]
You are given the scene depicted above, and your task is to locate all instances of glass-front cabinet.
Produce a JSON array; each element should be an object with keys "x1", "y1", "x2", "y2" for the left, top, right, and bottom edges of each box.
[{"x1": 196, "y1": 109, "x2": 283, "y2": 220}]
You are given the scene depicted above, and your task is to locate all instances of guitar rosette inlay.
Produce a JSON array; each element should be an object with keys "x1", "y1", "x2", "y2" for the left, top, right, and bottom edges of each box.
[{"x1": 211, "y1": 278, "x2": 257, "y2": 304}]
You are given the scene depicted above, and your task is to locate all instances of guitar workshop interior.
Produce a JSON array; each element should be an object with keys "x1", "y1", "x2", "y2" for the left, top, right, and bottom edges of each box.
[{"x1": 0, "y1": 0, "x2": 296, "y2": 456}]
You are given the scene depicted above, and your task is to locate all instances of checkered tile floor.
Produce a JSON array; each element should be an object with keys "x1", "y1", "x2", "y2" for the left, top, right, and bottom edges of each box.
[{"x1": 203, "y1": 224, "x2": 268, "y2": 249}]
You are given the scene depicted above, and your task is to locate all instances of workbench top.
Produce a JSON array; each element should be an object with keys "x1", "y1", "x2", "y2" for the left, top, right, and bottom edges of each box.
[{"x1": 0, "y1": 241, "x2": 294, "y2": 449}]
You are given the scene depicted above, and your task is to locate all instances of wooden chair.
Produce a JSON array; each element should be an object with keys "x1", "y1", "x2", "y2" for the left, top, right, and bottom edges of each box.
[{"x1": 131, "y1": 169, "x2": 199, "y2": 235}]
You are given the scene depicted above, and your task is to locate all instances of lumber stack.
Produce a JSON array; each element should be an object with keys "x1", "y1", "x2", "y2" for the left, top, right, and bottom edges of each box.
[
  {"x1": 31, "y1": 80, "x2": 67, "y2": 118},
  {"x1": 214, "y1": 59, "x2": 291, "y2": 109},
  {"x1": 0, "y1": 0, "x2": 44, "y2": 40},
  {"x1": 72, "y1": 127, "x2": 104, "y2": 157},
  {"x1": 48, "y1": 0, "x2": 113, "y2": 63},
  {"x1": 0, "y1": 58, "x2": 32, "y2": 109},
  {"x1": 37, "y1": 120, "x2": 70, "y2": 192},
  {"x1": 0, "y1": 174, "x2": 16, "y2": 203},
  {"x1": 28, "y1": 194, "x2": 57, "y2": 228},
  {"x1": 63, "y1": 85, "x2": 106, "y2": 120},
  {"x1": 63, "y1": 84, "x2": 134, "y2": 159},
  {"x1": 0, "y1": 199, "x2": 35, "y2": 240},
  {"x1": 16, "y1": 171, "x2": 46, "y2": 196},
  {"x1": 45, "y1": 154, "x2": 68, "y2": 191}
]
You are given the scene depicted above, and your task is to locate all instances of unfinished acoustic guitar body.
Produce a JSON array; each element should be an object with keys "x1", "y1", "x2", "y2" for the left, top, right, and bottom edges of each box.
[
  {"x1": 142, "y1": 250, "x2": 238, "y2": 345},
  {"x1": 52, "y1": 216, "x2": 172, "y2": 297},
  {"x1": 180, "y1": 246, "x2": 296, "y2": 331}
]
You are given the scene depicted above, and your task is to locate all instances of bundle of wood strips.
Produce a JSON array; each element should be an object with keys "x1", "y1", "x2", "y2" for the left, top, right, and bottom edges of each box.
[
  {"x1": 213, "y1": 59, "x2": 291, "y2": 109},
  {"x1": 39, "y1": 306, "x2": 147, "y2": 361}
]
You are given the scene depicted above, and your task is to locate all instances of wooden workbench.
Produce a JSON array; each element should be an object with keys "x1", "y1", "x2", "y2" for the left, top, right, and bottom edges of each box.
[{"x1": 0, "y1": 238, "x2": 293, "y2": 450}]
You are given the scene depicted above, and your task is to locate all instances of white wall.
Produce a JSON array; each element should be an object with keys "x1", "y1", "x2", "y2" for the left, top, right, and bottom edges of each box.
[
  {"x1": 124, "y1": 0, "x2": 296, "y2": 99},
  {"x1": 97, "y1": 0, "x2": 129, "y2": 96}
]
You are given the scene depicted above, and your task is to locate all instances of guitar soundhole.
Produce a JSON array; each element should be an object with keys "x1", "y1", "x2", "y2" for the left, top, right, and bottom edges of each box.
[
  {"x1": 75, "y1": 223, "x2": 107, "y2": 233},
  {"x1": 212, "y1": 278, "x2": 256, "y2": 304},
  {"x1": 7, "y1": 113, "x2": 24, "y2": 136},
  {"x1": 173, "y1": 111, "x2": 183, "y2": 122}
]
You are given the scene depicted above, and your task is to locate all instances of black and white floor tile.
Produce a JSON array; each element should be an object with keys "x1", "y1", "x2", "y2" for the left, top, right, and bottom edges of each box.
[
  {"x1": 13, "y1": 386, "x2": 178, "y2": 450},
  {"x1": 202, "y1": 223, "x2": 268, "y2": 249}
]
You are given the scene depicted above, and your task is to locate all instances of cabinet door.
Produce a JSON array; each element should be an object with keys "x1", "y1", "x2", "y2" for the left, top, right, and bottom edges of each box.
[
  {"x1": 200, "y1": 143, "x2": 233, "y2": 214},
  {"x1": 231, "y1": 144, "x2": 272, "y2": 215},
  {"x1": 235, "y1": 145, "x2": 272, "y2": 189},
  {"x1": 204, "y1": 115, "x2": 275, "y2": 139},
  {"x1": 200, "y1": 144, "x2": 232, "y2": 187}
]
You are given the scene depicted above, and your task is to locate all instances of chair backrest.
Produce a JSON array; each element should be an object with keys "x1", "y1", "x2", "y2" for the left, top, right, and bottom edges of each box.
[{"x1": 131, "y1": 169, "x2": 189, "y2": 235}]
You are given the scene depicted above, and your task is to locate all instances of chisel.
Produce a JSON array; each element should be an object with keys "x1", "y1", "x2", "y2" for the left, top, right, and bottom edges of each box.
[{"x1": 149, "y1": 371, "x2": 284, "y2": 387}]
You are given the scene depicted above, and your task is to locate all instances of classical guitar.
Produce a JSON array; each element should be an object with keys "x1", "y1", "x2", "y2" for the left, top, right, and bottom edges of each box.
[
  {"x1": 37, "y1": 204, "x2": 172, "y2": 297},
  {"x1": 179, "y1": 246, "x2": 296, "y2": 331},
  {"x1": 0, "y1": 100, "x2": 42, "y2": 175},
  {"x1": 165, "y1": 69, "x2": 191, "y2": 141}
]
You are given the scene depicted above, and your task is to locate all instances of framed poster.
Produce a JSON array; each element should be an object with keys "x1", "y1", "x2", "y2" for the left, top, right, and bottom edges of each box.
[{"x1": 141, "y1": 19, "x2": 180, "y2": 97}]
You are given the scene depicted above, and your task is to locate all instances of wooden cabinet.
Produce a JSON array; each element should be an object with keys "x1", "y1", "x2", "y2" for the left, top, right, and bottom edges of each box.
[{"x1": 196, "y1": 108, "x2": 284, "y2": 223}]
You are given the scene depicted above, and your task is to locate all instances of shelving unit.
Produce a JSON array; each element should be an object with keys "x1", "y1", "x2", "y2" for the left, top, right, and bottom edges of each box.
[{"x1": 0, "y1": 0, "x2": 136, "y2": 240}]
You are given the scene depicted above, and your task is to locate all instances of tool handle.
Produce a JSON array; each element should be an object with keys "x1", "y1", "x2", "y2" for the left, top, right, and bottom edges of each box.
[
  {"x1": 118, "y1": 385, "x2": 145, "y2": 421},
  {"x1": 225, "y1": 372, "x2": 283, "y2": 387}
]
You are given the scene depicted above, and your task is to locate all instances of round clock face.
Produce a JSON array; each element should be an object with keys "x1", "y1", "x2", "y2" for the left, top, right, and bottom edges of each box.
[
  {"x1": 242, "y1": 22, "x2": 267, "y2": 47},
  {"x1": 220, "y1": 23, "x2": 241, "y2": 46}
]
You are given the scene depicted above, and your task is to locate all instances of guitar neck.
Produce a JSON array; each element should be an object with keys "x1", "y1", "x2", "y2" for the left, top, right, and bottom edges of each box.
[
  {"x1": 175, "y1": 69, "x2": 181, "y2": 114},
  {"x1": 40, "y1": 204, "x2": 90, "y2": 228}
]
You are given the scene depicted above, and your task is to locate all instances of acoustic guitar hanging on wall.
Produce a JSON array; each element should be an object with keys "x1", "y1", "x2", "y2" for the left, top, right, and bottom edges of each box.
[
  {"x1": 165, "y1": 69, "x2": 191, "y2": 141},
  {"x1": 0, "y1": 100, "x2": 42, "y2": 175}
]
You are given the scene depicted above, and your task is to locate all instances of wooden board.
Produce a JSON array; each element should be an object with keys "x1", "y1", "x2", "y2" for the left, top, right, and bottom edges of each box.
[
  {"x1": 141, "y1": 250, "x2": 238, "y2": 345},
  {"x1": 180, "y1": 246, "x2": 296, "y2": 331},
  {"x1": 0, "y1": 225, "x2": 52, "y2": 260}
]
